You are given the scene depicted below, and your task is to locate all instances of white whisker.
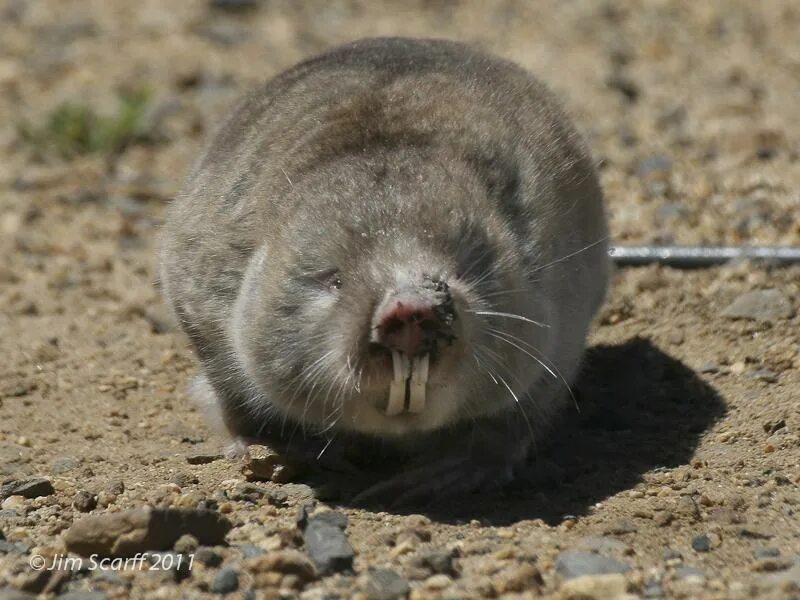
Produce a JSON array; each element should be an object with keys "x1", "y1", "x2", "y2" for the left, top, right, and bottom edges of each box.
[
  {"x1": 528, "y1": 236, "x2": 608, "y2": 275},
  {"x1": 469, "y1": 310, "x2": 550, "y2": 328}
]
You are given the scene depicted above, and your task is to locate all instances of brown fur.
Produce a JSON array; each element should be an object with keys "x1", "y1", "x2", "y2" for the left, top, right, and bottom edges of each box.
[{"x1": 159, "y1": 38, "x2": 609, "y2": 497}]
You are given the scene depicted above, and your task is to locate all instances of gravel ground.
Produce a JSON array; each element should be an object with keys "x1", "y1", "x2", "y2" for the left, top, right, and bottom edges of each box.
[{"x1": 1, "y1": 1, "x2": 799, "y2": 599}]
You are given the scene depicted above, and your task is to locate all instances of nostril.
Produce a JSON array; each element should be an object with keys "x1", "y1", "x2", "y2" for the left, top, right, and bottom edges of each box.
[
  {"x1": 370, "y1": 284, "x2": 457, "y2": 358},
  {"x1": 418, "y1": 318, "x2": 439, "y2": 332},
  {"x1": 381, "y1": 315, "x2": 407, "y2": 337},
  {"x1": 375, "y1": 300, "x2": 440, "y2": 356}
]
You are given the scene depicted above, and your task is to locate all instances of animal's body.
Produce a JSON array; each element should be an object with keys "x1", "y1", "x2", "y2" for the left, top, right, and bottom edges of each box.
[{"x1": 160, "y1": 37, "x2": 609, "y2": 503}]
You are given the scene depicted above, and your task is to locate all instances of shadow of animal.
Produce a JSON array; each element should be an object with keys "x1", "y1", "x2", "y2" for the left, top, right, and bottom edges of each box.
[{"x1": 308, "y1": 336, "x2": 726, "y2": 523}]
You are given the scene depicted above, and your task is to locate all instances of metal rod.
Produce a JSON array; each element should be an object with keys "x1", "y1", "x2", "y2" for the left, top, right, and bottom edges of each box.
[{"x1": 609, "y1": 245, "x2": 800, "y2": 268}]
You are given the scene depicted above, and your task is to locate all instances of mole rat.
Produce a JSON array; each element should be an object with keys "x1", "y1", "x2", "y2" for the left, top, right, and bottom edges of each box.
[{"x1": 160, "y1": 37, "x2": 609, "y2": 504}]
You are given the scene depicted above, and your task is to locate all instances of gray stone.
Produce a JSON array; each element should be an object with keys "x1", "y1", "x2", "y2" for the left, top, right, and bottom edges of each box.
[
  {"x1": 91, "y1": 570, "x2": 127, "y2": 587},
  {"x1": 691, "y1": 534, "x2": 711, "y2": 553},
  {"x1": 185, "y1": 453, "x2": 224, "y2": 465},
  {"x1": 721, "y1": 289, "x2": 793, "y2": 322},
  {"x1": 637, "y1": 154, "x2": 672, "y2": 178},
  {"x1": 0, "y1": 539, "x2": 29, "y2": 553},
  {"x1": 576, "y1": 537, "x2": 628, "y2": 553},
  {"x1": 410, "y1": 548, "x2": 459, "y2": 577},
  {"x1": 602, "y1": 518, "x2": 638, "y2": 535},
  {"x1": 51, "y1": 456, "x2": 81, "y2": 474},
  {"x1": 0, "y1": 588, "x2": 37, "y2": 600},
  {"x1": 194, "y1": 546, "x2": 223, "y2": 566},
  {"x1": 302, "y1": 511, "x2": 354, "y2": 575},
  {"x1": 0, "y1": 477, "x2": 54, "y2": 500},
  {"x1": 359, "y1": 567, "x2": 409, "y2": 600},
  {"x1": 237, "y1": 544, "x2": 265, "y2": 559},
  {"x1": 72, "y1": 491, "x2": 97, "y2": 513},
  {"x1": 555, "y1": 550, "x2": 631, "y2": 579},
  {"x1": 752, "y1": 369, "x2": 779, "y2": 383},
  {"x1": 674, "y1": 566, "x2": 705, "y2": 581},
  {"x1": 55, "y1": 592, "x2": 108, "y2": 600},
  {"x1": 210, "y1": 0, "x2": 259, "y2": 11},
  {"x1": 227, "y1": 483, "x2": 268, "y2": 503},
  {"x1": 754, "y1": 547, "x2": 780, "y2": 559},
  {"x1": 211, "y1": 567, "x2": 239, "y2": 594},
  {"x1": 643, "y1": 579, "x2": 665, "y2": 598},
  {"x1": 663, "y1": 548, "x2": 682, "y2": 561}
]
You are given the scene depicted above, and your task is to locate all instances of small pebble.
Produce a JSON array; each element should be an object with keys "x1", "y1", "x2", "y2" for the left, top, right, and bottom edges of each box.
[
  {"x1": 211, "y1": 567, "x2": 239, "y2": 594},
  {"x1": 238, "y1": 544, "x2": 266, "y2": 559},
  {"x1": 763, "y1": 419, "x2": 786, "y2": 435},
  {"x1": 246, "y1": 550, "x2": 316, "y2": 583},
  {"x1": 228, "y1": 483, "x2": 268, "y2": 503},
  {"x1": 51, "y1": 456, "x2": 81, "y2": 474},
  {"x1": 72, "y1": 490, "x2": 97, "y2": 512},
  {"x1": 194, "y1": 546, "x2": 224, "y2": 567},
  {"x1": 242, "y1": 444, "x2": 295, "y2": 482},
  {"x1": 2, "y1": 496, "x2": 25, "y2": 511},
  {"x1": 494, "y1": 564, "x2": 543, "y2": 594},
  {"x1": 602, "y1": 518, "x2": 638, "y2": 535},
  {"x1": 663, "y1": 548, "x2": 682, "y2": 561},
  {"x1": 643, "y1": 579, "x2": 666, "y2": 598},
  {"x1": 675, "y1": 496, "x2": 700, "y2": 521},
  {"x1": 186, "y1": 453, "x2": 224, "y2": 465},
  {"x1": 752, "y1": 557, "x2": 793, "y2": 572},
  {"x1": 0, "y1": 477, "x2": 54, "y2": 500},
  {"x1": 557, "y1": 573, "x2": 635, "y2": 600},
  {"x1": 674, "y1": 566, "x2": 705, "y2": 582},
  {"x1": 636, "y1": 154, "x2": 672, "y2": 178},
  {"x1": 410, "y1": 548, "x2": 459, "y2": 577},
  {"x1": 210, "y1": 0, "x2": 259, "y2": 11},
  {"x1": 301, "y1": 511, "x2": 354, "y2": 575},
  {"x1": 170, "y1": 473, "x2": 199, "y2": 488},
  {"x1": 754, "y1": 547, "x2": 780, "y2": 559},
  {"x1": 358, "y1": 567, "x2": 410, "y2": 600},
  {"x1": 173, "y1": 534, "x2": 199, "y2": 554},
  {"x1": 424, "y1": 574, "x2": 454, "y2": 590},
  {"x1": 555, "y1": 551, "x2": 631, "y2": 579},
  {"x1": 55, "y1": 592, "x2": 108, "y2": 600},
  {"x1": 691, "y1": 534, "x2": 711, "y2": 553},
  {"x1": 721, "y1": 289, "x2": 793, "y2": 323},
  {"x1": 0, "y1": 540, "x2": 29, "y2": 554},
  {"x1": 606, "y1": 74, "x2": 640, "y2": 103},
  {"x1": 752, "y1": 369, "x2": 778, "y2": 384}
]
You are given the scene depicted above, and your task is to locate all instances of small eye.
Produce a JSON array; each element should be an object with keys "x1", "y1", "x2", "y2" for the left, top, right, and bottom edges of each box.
[
  {"x1": 300, "y1": 267, "x2": 342, "y2": 291},
  {"x1": 317, "y1": 268, "x2": 342, "y2": 290}
]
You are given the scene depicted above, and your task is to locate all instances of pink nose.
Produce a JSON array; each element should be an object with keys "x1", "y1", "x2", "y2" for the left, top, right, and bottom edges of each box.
[{"x1": 374, "y1": 299, "x2": 440, "y2": 356}]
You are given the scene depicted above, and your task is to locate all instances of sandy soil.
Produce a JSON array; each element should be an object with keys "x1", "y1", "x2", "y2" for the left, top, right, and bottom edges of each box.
[{"x1": 1, "y1": 1, "x2": 799, "y2": 598}]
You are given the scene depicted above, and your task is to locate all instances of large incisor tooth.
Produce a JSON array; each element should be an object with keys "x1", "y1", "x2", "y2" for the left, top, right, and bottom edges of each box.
[
  {"x1": 408, "y1": 354, "x2": 429, "y2": 413},
  {"x1": 386, "y1": 380, "x2": 406, "y2": 416},
  {"x1": 392, "y1": 351, "x2": 411, "y2": 382},
  {"x1": 387, "y1": 351, "x2": 411, "y2": 416}
]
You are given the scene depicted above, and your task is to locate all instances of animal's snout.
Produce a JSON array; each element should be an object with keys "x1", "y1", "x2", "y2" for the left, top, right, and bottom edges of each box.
[
  {"x1": 371, "y1": 282, "x2": 456, "y2": 357},
  {"x1": 375, "y1": 299, "x2": 440, "y2": 356}
]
